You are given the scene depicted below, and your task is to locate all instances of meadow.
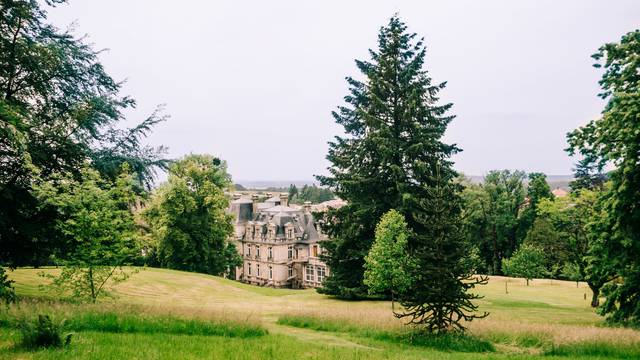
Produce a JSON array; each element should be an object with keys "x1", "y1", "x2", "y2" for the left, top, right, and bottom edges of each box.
[{"x1": 2, "y1": 267, "x2": 639, "y2": 359}]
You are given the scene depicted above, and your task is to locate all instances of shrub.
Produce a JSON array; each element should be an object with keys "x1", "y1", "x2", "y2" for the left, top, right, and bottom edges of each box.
[
  {"x1": 19, "y1": 314, "x2": 72, "y2": 349},
  {"x1": 0, "y1": 268, "x2": 17, "y2": 306}
]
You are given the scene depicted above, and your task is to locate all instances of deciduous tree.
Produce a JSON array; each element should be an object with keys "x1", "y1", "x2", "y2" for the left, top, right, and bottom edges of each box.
[
  {"x1": 567, "y1": 30, "x2": 640, "y2": 322},
  {"x1": 502, "y1": 244, "x2": 547, "y2": 286},
  {"x1": 364, "y1": 209, "x2": 412, "y2": 309},
  {"x1": 144, "y1": 154, "x2": 239, "y2": 276},
  {"x1": 33, "y1": 166, "x2": 140, "y2": 303}
]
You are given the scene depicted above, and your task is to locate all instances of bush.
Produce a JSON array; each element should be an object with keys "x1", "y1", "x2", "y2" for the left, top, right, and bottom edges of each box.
[
  {"x1": 19, "y1": 314, "x2": 72, "y2": 349},
  {"x1": 0, "y1": 268, "x2": 17, "y2": 306}
]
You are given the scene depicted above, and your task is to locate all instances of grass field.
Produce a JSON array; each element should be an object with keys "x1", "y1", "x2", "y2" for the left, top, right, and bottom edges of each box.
[{"x1": 2, "y1": 267, "x2": 639, "y2": 359}]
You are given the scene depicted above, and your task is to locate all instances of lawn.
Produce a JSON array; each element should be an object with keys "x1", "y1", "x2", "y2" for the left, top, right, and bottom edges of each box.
[{"x1": 2, "y1": 267, "x2": 639, "y2": 359}]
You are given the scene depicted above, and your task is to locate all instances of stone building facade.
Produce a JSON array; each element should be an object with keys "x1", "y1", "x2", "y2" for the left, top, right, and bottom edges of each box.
[{"x1": 228, "y1": 193, "x2": 329, "y2": 288}]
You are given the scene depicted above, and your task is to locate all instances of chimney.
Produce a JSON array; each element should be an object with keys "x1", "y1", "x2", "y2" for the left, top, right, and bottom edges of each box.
[
  {"x1": 303, "y1": 201, "x2": 312, "y2": 212},
  {"x1": 251, "y1": 194, "x2": 259, "y2": 215},
  {"x1": 280, "y1": 193, "x2": 289, "y2": 207}
]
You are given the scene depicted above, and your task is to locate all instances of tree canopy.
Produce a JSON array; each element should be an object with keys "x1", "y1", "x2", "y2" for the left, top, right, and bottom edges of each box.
[
  {"x1": 567, "y1": 30, "x2": 640, "y2": 324},
  {"x1": 144, "y1": 154, "x2": 240, "y2": 276}
]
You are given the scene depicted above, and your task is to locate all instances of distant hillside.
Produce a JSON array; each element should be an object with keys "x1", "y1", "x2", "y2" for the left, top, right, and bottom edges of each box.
[{"x1": 236, "y1": 180, "x2": 317, "y2": 190}]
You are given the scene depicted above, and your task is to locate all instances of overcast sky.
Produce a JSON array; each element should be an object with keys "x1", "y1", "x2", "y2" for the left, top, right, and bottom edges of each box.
[{"x1": 47, "y1": 1, "x2": 639, "y2": 182}]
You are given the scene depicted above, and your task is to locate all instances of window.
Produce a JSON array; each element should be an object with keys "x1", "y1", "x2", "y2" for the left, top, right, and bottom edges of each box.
[
  {"x1": 256, "y1": 245, "x2": 260, "y2": 258},
  {"x1": 287, "y1": 246, "x2": 293, "y2": 259},
  {"x1": 268, "y1": 266, "x2": 273, "y2": 279},
  {"x1": 257, "y1": 264, "x2": 260, "y2": 277},
  {"x1": 312, "y1": 245, "x2": 318, "y2": 257},
  {"x1": 287, "y1": 228, "x2": 293, "y2": 239},
  {"x1": 247, "y1": 244, "x2": 251, "y2": 256},
  {"x1": 317, "y1": 266, "x2": 326, "y2": 283},
  {"x1": 268, "y1": 246, "x2": 273, "y2": 259},
  {"x1": 306, "y1": 265, "x2": 314, "y2": 281},
  {"x1": 248, "y1": 263, "x2": 252, "y2": 275},
  {"x1": 288, "y1": 266, "x2": 293, "y2": 278}
]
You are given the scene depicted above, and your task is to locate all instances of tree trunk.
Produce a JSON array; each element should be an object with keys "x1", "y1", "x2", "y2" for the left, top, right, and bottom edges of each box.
[
  {"x1": 89, "y1": 267, "x2": 96, "y2": 303},
  {"x1": 588, "y1": 282, "x2": 600, "y2": 308},
  {"x1": 526, "y1": 278, "x2": 529, "y2": 286}
]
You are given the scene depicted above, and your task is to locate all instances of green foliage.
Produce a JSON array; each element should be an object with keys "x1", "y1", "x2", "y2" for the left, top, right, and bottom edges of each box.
[
  {"x1": 502, "y1": 244, "x2": 547, "y2": 285},
  {"x1": 0, "y1": 0, "x2": 167, "y2": 268},
  {"x1": 19, "y1": 314, "x2": 71, "y2": 349},
  {"x1": 287, "y1": 184, "x2": 298, "y2": 199},
  {"x1": 144, "y1": 154, "x2": 239, "y2": 276},
  {"x1": 561, "y1": 262, "x2": 583, "y2": 285},
  {"x1": 317, "y1": 15, "x2": 460, "y2": 300},
  {"x1": 523, "y1": 217, "x2": 568, "y2": 277},
  {"x1": 567, "y1": 30, "x2": 640, "y2": 323},
  {"x1": 289, "y1": 184, "x2": 334, "y2": 204},
  {"x1": 569, "y1": 158, "x2": 607, "y2": 192},
  {"x1": 461, "y1": 170, "x2": 526, "y2": 275},
  {"x1": 364, "y1": 210, "x2": 412, "y2": 300},
  {"x1": 517, "y1": 173, "x2": 554, "y2": 242},
  {"x1": 0, "y1": 268, "x2": 17, "y2": 306},
  {"x1": 33, "y1": 166, "x2": 140, "y2": 302}
]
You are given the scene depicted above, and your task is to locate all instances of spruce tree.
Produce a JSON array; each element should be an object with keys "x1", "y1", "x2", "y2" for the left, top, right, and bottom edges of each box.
[{"x1": 317, "y1": 16, "x2": 462, "y2": 299}]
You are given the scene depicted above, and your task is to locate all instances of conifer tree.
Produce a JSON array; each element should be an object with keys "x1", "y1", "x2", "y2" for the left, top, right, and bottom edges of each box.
[
  {"x1": 396, "y1": 168, "x2": 488, "y2": 332},
  {"x1": 317, "y1": 16, "x2": 464, "y2": 301}
]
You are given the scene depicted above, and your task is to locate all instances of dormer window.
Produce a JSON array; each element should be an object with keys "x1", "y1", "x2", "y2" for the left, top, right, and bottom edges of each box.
[{"x1": 268, "y1": 224, "x2": 276, "y2": 240}]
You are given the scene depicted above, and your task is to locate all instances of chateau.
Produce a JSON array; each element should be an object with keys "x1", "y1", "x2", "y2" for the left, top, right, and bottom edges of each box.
[{"x1": 229, "y1": 193, "x2": 330, "y2": 288}]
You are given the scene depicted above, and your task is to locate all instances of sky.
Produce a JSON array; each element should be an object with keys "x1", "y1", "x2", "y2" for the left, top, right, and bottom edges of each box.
[{"x1": 46, "y1": 0, "x2": 640, "y2": 182}]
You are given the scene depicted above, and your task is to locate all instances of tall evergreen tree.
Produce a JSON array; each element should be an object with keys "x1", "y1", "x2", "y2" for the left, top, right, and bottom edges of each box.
[
  {"x1": 317, "y1": 16, "x2": 461, "y2": 299},
  {"x1": 569, "y1": 158, "x2": 607, "y2": 192}
]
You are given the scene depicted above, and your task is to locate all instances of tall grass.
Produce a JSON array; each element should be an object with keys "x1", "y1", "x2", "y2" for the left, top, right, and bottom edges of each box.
[
  {"x1": 545, "y1": 341, "x2": 640, "y2": 358},
  {"x1": 65, "y1": 312, "x2": 266, "y2": 337},
  {"x1": 277, "y1": 315, "x2": 495, "y2": 353},
  {"x1": 0, "y1": 299, "x2": 267, "y2": 338}
]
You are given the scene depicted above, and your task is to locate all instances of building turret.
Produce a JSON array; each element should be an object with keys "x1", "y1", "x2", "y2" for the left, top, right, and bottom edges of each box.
[
  {"x1": 251, "y1": 194, "x2": 259, "y2": 216},
  {"x1": 280, "y1": 193, "x2": 289, "y2": 207}
]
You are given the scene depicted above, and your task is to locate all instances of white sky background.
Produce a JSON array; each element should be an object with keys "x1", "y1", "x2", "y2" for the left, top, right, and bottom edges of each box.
[{"x1": 46, "y1": 1, "x2": 639, "y2": 182}]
